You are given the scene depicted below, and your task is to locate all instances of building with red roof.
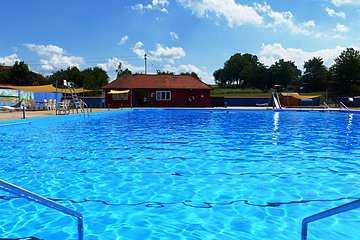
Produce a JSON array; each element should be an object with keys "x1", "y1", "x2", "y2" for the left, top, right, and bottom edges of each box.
[{"x1": 102, "y1": 74, "x2": 212, "y2": 108}]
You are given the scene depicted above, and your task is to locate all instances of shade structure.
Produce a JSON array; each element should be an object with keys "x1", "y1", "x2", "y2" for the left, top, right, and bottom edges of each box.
[
  {"x1": 281, "y1": 93, "x2": 320, "y2": 100},
  {"x1": 108, "y1": 90, "x2": 130, "y2": 94},
  {"x1": 0, "y1": 84, "x2": 94, "y2": 93}
]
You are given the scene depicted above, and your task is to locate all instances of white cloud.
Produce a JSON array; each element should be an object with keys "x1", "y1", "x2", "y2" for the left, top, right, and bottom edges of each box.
[
  {"x1": 163, "y1": 64, "x2": 213, "y2": 84},
  {"x1": 0, "y1": 54, "x2": 21, "y2": 65},
  {"x1": 332, "y1": 0, "x2": 360, "y2": 6},
  {"x1": 118, "y1": 35, "x2": 129, "y2": 45},
  {"x1": 255, "y1": 3, "x2": 311, "y2": 35},
  {"x1": 25, "y1": 43, "x2": 63, "y2": 56},
  {"x1": 170, "y1": 32, "x2": 179, "y2": 40},
  {"x1": 25, "y1": 43, "x2": 84, "y2": 72},
  {"x1": 132, "y1": 41, "x2": 185, "y2": 64},
  {"x1": 97, "y1": 57, "x2": 144, "y2": 80},
  {"x1": 259, "y1": 43, "x2": 356, "y2": 69},
  {"x1": 304, "y1": 20, "x2": 315, "y2": 28},
  {"x1": 334, "y1": 23, "x2": 350, "y2": 32},
  {"x1": 132, "y1": 0, "x2": 169, "y2": 12},
  {"x1": 132, "y1": 41, "x2": 146, "y2": 58},
  {"x1": 325, "y1": 7, "x2": 346, "y2": 18},
  {"x1": 150, "y1": 44, "x2": 186, "y2": 63},
  {"x1": 177, "y1": 0, "x2": 263, "y2": 26}
]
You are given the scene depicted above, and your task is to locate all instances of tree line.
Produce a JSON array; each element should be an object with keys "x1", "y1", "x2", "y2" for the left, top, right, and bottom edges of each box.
[
  {"x1": 0, "y1": 62, "x2": 108, "y2": 95},
  {"x1": 213, "y1": 48, "x2": 360, "y2": 95}
]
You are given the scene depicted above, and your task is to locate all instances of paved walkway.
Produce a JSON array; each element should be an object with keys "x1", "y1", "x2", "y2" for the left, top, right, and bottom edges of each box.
[{"x1": 0, "y1": 108, "x2": 110, "y2": 121}]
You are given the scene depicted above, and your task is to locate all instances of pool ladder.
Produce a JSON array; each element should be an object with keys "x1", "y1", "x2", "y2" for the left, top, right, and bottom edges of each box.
[
  {"x1": 323, "y1": 102, "x2": 331, "y2": 112},
  {"x1": 339, "y1": 101, "x2": 349, "y2": 110},
  {"x1": 301, "y1": 199, "x2": 360, "y2": 240},
  {"x1": 0, "y1": 179, "x2": 83, "y2": 240}
]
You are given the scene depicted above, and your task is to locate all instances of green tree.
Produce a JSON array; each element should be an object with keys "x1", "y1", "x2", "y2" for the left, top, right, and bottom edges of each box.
[
  {"x1": 301, "y1": 57, "x2": 328, "y2": 91},
  {"x1": 330, "y1": 47, "x2": 360, "y2": 94},
  {"x1": 49, "y1": 66, "x2": 109, "y2": 94},
  {"x1": 180, "y1": 72, "x2": 200, "y2": 80},
  {"x1": 213, "y1": 69, "x2": 227, "y2": 86},
  {"x1": 0, "y1": 61, "x2": 48, "y2": 85},
  {"x1": 48, "y1": 66, "x2": 82, "y2": 87},
  {"x1": 82, "y1": 67, "x2": 109, "y2": 90},
  {"x1": 156, "y1": 70, "x2": 175, "y2": 75},
  {"x1": 116, "y1": 62, "x2": 132, "y2": 77},
  {"x1": 213, "y1": 53, "x2": 267, "y2": 89},
  {"x1": 269, "y1": 59, "x2": 301, "y2": 88}
]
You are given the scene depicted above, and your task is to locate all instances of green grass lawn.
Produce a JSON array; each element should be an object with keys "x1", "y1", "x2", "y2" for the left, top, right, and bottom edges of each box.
[
  {"x1": 210, "y1": 88, "x2": 270, "y2": 97},
  {"x1": 210, "y1": 87, "x2": 327, "y2": 98}
]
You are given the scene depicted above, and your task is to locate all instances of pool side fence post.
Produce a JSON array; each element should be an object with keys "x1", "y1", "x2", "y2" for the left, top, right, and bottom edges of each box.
[{"x1": 22, "y1": 106, "x2": 26, "y2": 119}]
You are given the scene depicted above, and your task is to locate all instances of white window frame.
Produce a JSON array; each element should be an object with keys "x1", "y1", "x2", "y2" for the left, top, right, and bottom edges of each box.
[
  {"x1": 156, "y1": 91, "x2": 171, "y2": 101},
  {"x1": 112, "y1": 93, "x2": 128, "y2": 101}
]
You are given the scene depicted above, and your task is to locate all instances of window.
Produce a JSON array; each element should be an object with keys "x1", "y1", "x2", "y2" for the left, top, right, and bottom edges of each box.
[
  {"x1": 112, "y1": 93, "x2": 128, "y2": 100},
  {"x1": 156, "y1": 91, "x2": 171, "y2": 101}
]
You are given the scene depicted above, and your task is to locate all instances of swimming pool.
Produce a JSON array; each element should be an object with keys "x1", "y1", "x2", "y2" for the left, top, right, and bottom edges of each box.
[{"x1": 0, "y1": 109, "x2": 359, "y2": 239}]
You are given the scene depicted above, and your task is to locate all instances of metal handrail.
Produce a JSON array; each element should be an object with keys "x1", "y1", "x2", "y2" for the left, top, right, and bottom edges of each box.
[
  {"x1": 323, "y1": 102, "x2": 330, "y2": 112},
  {"x1": 0, "y1": 179, "x2": 83, "y2": 240},
  {"x1": 339, "y1": 101, "x2": 349, "y2": 110},
  {"x1": 301, "y1": 199, "x2": 360, "y2": 240}
]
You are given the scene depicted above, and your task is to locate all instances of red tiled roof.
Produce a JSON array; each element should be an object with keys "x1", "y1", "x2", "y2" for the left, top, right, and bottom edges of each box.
[
  {"x1": 103, "y1": 74, "x2": 212, "y2": 90},
  {"x1": 0, "y1": 66, "x2": 12, "y2": 71}
]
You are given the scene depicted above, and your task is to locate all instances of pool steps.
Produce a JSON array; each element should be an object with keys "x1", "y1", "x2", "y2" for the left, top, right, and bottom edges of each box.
[
  {"x1": 301, "y1": 199, "x2": 360, "y2": 240},
  {"x1": 0, "y1": 179, "x2": 83, "y2": 240}
]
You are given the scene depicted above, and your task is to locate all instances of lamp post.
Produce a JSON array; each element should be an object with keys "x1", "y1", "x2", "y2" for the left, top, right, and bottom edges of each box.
[{"x1": 55, "y1": 79, "x2": 58, "y2": 115}]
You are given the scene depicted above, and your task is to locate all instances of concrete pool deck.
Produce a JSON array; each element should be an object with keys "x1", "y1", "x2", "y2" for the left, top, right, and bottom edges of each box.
[{"x1": 0, "y1": 108, "x2": 111, "y2": 121}]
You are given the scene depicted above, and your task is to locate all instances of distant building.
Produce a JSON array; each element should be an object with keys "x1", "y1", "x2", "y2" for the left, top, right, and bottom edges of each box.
[{"x1": 102, "y1": 74, "x2": 212, "y2": 108}]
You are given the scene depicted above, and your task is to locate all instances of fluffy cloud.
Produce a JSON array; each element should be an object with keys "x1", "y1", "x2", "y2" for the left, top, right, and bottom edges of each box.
[
  {"x1": 132, "y1": 42, "x2": 185, "y2": 63},
  {"x1": 259, "y1": 43, "x2": 356, "y2": 69},
  {"x1": 163, "y1": 64, "x2": 213, "y2": 84},
  {"x1": 0, "y1": 54, "x2": 21, "y2": 65},
  {"x1": 255, "y1": 3, "x2": 312, "y2": 35},
  {"x1": 334, "y1": 23, "x2": 350, "y2": 32},
  {"x1": 332, "y1": 0, "x2": 360, "y2": 6},
  {"x1": 325, "y1": 7, "x2": 346, "y2": 18},
  {"x1": 132, "y1": 0, "x2": 169, "y2": 12},
  {"x1": 177, "y1": 0, "x2": 263, "y2": 26},
  {"x1": 170, "y1": 32, "x2": 179, "y2": 40},
  {"x1": 25, "y1": 43, "x2": 84, "y2": 72},
  {"x1": 97, "y1": 57, "x2": 144, "y2": 80},
  {"x1": 132, "y1": 41, "x2": 146, "y2": 58},
  {"x1": 303, "y1": 20, "x2": 315, "y2": 28},
  {"x1": 150, "y1": 44, "x2": 185, "y2": 63},
  {"x1": 118, "y1": 35, "x2": 129, "y2": 45}
]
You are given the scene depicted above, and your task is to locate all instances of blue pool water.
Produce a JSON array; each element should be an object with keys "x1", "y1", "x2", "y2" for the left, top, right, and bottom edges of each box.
[{"x1": 0, "y1": 109, "x2": 359, "y2": 239}]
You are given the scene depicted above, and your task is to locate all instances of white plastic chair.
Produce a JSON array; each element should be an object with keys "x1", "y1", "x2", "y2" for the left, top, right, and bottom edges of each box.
[
  {"x1": 52, "y1": 99, "x2": 56, "y2": 110},
  {"x1": 45, "y1": 99, "x2": 52, "y2": 110}
]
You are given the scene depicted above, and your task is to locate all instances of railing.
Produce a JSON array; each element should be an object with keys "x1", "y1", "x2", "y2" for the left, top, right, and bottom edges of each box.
[
  {"x1": 339, "y1": 101, "x2": 349, "y2": 110},
  {"x1": 323, "y1": 102, "x2": 330, "y2": 112},
  {"x1": 301, "y1": 199, "x2": 360, "y2": 240},
  {"x1": 0, "y1": 179, "x2": 83, "y2": 240}
]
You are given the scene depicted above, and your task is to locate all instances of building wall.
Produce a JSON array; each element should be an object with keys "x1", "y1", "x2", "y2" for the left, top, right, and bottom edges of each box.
[
  {"x1": 224, "y1": 97, "x2": 270, "y2": 107},
  {"x1": 105, "y1": 88, "x2": 211, "y2": 108}
]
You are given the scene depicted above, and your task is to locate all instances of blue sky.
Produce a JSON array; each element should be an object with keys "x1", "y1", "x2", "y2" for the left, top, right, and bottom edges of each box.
[{"x1": 1, "y1": 0, "x2": 360, "y2": 84}]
